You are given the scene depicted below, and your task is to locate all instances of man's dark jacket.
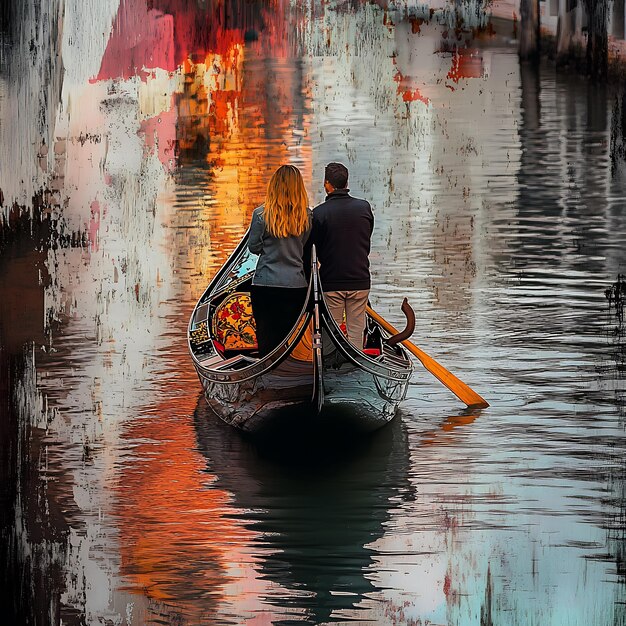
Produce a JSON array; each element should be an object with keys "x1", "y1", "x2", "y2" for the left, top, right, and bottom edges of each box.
[{"x1": 309, "y1": 189, "x2": 374, "y2": 291}]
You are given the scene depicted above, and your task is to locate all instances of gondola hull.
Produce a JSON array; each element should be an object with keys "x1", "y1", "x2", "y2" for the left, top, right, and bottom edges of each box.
[
  {"x1": 197, "y1": 351, "x2": 410, "y2": 433},
  {"x1": 188, "y1": 233, "x2": 413, "y2": 433}
]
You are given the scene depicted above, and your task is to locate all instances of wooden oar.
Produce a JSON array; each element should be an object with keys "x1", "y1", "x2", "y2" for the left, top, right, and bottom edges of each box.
[{"x1": 366, "y1": 306, "x2": 489, "y2": 408}]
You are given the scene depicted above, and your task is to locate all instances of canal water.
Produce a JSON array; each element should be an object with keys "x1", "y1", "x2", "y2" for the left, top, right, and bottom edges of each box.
[{"x1": 1, "y1": 1, "x2": 626, "y2": 624}]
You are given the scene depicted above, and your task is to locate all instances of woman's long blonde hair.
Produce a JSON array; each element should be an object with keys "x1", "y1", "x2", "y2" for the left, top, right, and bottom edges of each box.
[{"x1": 263, "y1": 165, "x2": 309, "y2": 238}]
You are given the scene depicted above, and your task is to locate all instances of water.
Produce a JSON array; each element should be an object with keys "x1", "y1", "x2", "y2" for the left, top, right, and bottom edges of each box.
[{"x1": 1, "y1": 1, "x2": 626, "y2": 624}]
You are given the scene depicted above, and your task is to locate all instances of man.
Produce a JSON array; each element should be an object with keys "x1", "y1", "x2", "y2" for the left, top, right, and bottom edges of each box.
[{"x1": 310, "y1": 162, "x2": 374, "y2": 348}]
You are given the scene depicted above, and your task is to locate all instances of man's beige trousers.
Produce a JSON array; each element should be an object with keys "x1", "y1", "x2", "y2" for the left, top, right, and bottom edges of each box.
[{"x1": 323, "y1": 289, "x2": 370, "y2": 348}]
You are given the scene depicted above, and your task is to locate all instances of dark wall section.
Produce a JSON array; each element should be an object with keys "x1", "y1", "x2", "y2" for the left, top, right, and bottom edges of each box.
[{"x1": 0, "y1": 207, "x2": 65, "y2": 625}]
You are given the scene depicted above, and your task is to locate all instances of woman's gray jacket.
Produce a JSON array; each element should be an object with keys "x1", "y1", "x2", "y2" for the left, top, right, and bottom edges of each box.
[{"x1": 247, "y1": 206, "x2": 312, "y2": 288}]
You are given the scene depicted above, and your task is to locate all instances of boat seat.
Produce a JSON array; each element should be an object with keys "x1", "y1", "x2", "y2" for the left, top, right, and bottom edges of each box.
[{"x1": 212, "y1": 292, "x2": 258, "y2": 352}]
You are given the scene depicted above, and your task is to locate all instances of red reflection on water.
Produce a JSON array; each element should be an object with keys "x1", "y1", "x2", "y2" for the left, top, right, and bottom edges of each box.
[
  {"x1": 393, "y1": 65, "x2": 430, "y2": 106},
  {"x1": 96, "y1": 0, "x2": 176, "y2": 81},
  {"x1": 151, "y1": 0, "x2": 269, "y2": 61},
  {"x1": 446, "y1": 48, "x2": 483, "y2": 84},
  {"x1": 96, "y1": 0, "x2": 280, "y2": 81}
]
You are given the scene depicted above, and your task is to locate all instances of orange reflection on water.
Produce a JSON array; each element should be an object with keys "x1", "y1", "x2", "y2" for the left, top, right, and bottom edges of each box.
[
  {"x1": 113, "y1": 339, "x2": 259, "y2": 621},
  {"x1": 179, "y1": 39, "x2": 313, "y2": 283},
  {"x1": 115, "y1": 404, "x2": 250, "y2": 611},
  {"x1": 207, "y1": 42, "x2": 313, "y2": 224}
]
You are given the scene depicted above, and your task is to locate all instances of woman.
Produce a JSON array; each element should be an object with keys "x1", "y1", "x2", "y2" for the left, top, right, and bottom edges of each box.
[{"x1": 248, "y1": 164, "x2": 312, "y2": 356}]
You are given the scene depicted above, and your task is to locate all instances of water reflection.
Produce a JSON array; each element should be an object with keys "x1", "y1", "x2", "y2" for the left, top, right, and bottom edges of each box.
[{"x1": 194, "y1": 402, "x2": 412, "y2": 624}]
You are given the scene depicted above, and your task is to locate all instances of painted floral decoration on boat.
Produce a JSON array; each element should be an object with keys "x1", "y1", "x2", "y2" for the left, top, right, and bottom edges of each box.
[{"x1": 212, "y1": 292, "x2": 258, "y2": 351}]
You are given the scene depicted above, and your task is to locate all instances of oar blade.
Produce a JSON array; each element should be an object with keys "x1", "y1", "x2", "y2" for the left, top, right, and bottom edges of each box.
[{"x1": 411, "y1": 348, "x2": 489, "y2": 408}]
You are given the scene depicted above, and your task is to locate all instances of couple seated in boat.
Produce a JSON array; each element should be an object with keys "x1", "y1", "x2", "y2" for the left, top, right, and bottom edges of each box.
[{"x1": 246, "y1": 162, "x2": 374, "y2": 357}]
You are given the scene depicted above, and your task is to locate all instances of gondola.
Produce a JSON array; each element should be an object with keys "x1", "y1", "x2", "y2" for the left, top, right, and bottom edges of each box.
[{"x1": 187, "y1": 231, "x2": 415, "y2": 433}]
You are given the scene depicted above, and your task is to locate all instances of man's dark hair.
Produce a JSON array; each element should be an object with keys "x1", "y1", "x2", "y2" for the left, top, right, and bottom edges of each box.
[{"x1": 324, "y1": 162, "x2": 349, "y2": 189}]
